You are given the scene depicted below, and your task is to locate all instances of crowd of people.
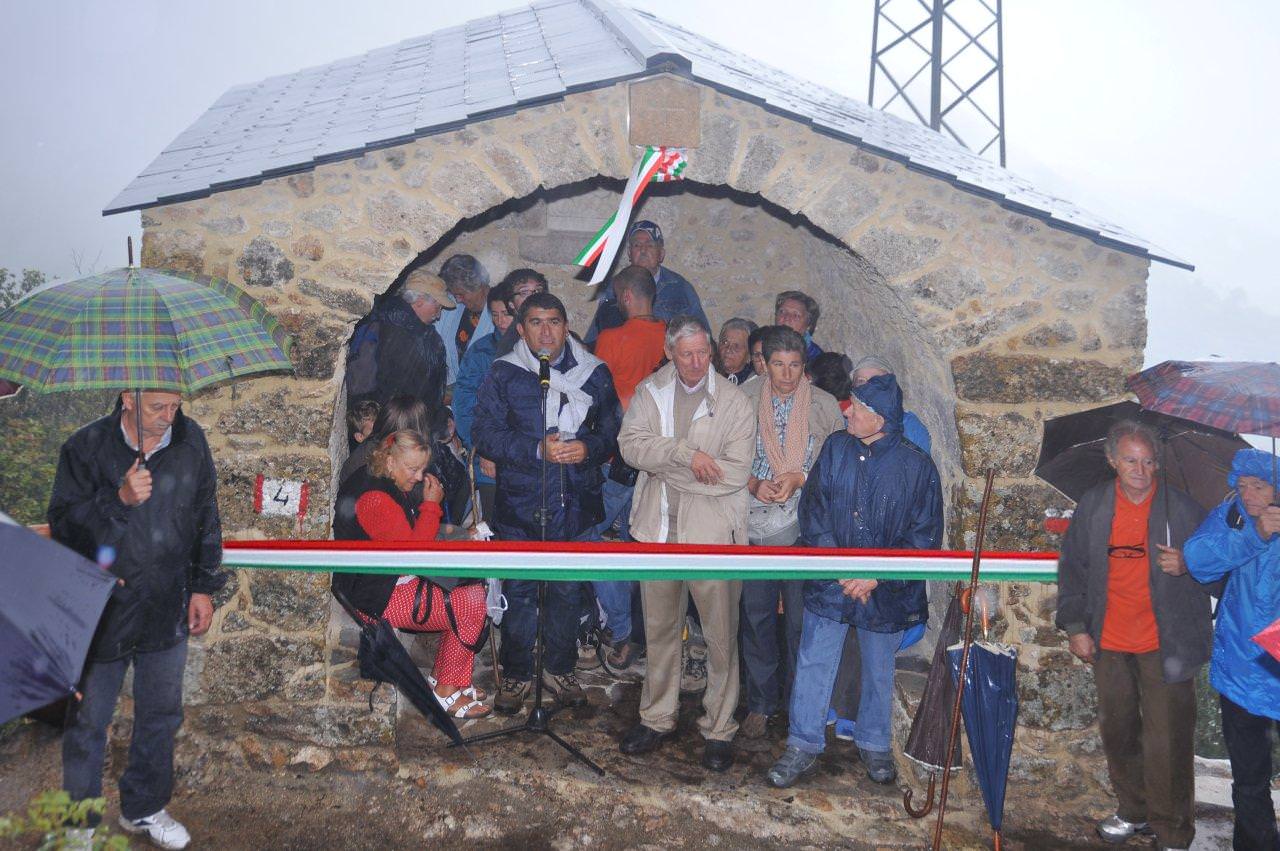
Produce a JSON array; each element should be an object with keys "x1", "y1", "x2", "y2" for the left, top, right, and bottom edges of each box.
[
  {"x1": 335, "y1": 219, "x2": 948, "y2": 781},
  {"x1": 38, "y1": 218, "x2": 1278, "y2": 849}
]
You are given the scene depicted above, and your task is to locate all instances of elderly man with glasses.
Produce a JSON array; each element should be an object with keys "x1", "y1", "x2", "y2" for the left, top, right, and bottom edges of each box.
[{"x1": 1055, "y1": 420, "x2": 1213, "y2": 851}]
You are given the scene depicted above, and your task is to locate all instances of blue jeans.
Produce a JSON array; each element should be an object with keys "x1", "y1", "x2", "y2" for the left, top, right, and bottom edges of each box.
[
  {"x1": 595, "y1": 466, "x2": 633, "y2": 540},
  {"x1": 592, "y1": 466, "x2": 635, "y2": 644},
  {"x1": 63, "y1": 641, "x2": 188, "y2": 825},
  {"x1": 592, "y1": 580, "x2": 635, "y2": 645},
  {"x1": 787, "y1": 611, "x2": 903, "y2": 754}
]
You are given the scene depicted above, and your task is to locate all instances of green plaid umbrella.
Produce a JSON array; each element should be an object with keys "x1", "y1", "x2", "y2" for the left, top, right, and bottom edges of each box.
[{"x1": 0, "y1": 267, "x2": 291, "y2": 393}]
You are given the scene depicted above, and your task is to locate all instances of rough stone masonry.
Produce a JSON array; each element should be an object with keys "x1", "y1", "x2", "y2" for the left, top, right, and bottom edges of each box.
[{"x1": 137, "y1": 74, "x2": 1149, "y2": 802}]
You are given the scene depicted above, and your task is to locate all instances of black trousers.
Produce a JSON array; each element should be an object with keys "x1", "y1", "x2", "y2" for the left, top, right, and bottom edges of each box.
[{"x1": 1221, "y1": 694, "x2": 1280, "y2": 850}]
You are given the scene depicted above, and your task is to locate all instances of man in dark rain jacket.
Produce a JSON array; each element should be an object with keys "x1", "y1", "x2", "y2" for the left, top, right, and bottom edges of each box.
[
  {"x1": 766, "y1": 373, "x2": 942, "y2": 789},
  {"x1": 48, "y1": 390, "x2": 225, "y2": 850},
  {"x1": 473, "y1": 292, "x2": 620, "y2": 714}
]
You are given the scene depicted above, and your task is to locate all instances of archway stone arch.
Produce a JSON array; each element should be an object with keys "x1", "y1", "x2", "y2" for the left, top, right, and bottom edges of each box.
[{"x1": 138, "y1": 77, "x2": 1149, "y2": 745}]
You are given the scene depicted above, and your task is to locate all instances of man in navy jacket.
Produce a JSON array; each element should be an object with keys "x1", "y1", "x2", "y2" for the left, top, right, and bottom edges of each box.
[
  {"x1": 473, "y1": 292, "x2": 620, "y2": 713},
  {"x1": 766, "y1": 373, "x2": 942, "y2": 788}
]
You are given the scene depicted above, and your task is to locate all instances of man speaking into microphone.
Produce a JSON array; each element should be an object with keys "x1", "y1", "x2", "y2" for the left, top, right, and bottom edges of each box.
[{"x1": 473, "y1": 292, "x2": 621, "y2": 714}]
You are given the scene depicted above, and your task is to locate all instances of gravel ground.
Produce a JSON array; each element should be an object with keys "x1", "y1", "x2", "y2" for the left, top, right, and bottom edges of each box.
[{"x1": 0, "y1": 671, "x2": 1241, "y2": 850}]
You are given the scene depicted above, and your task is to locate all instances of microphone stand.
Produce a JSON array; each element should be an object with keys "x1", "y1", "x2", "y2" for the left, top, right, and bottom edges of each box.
[{"x1": 457, "y1": 349, "x2": 604, "y2": 775}]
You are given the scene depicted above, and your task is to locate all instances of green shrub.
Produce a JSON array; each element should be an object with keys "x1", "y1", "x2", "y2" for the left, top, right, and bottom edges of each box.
[{"x1": 0, "y1": 790, "x2": 129, "y2": 849}]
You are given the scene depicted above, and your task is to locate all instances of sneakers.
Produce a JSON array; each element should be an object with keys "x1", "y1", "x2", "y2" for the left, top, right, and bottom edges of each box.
[
  {"x1": 494, "y1": 677, "x2": 531, "y2": 715},
  {"x1": 680, "y1": 642, "x2": 708, "y2": 694},
  {"x1": 766, "y1": 746, "x2": 819, "y2": 788},
  {"x1": 858, "y1": 747, "x2": 897, "y2": 784},
  {"x1": 577, "y1": 639, "x2": 604, "y2": 671},
  {"x1": 542, "y1": 670, "x2": 588, "y2": 707},
  {"x1": 61, "y1": 827, "x2": 94, "y2": 851},
  {"x1": 740, "y1": 711, "x2": 770, "y2": 739},
  {"x1": 1096, "y1": 814, "x2": 1153, "y2": 843},
  {"x1": 118, "y1": 809, "x2": 191, "y2": 850},
  {"x1": 833, "y1": 717, "x2": 856, "y2": 741}
]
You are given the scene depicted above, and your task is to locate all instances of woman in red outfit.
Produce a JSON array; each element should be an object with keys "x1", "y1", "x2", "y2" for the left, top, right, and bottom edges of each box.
[{"x1": 332, "y1": 429, "x2": 490, "y2": 718}]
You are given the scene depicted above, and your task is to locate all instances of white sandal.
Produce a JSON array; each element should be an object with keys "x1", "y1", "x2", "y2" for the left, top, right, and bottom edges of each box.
[
  {"x1": 435, "y1": 688, "x2": 491, "y2": 719},
  {"x1": 428, "y1": 675, "x2": 487, "y2": 702}
]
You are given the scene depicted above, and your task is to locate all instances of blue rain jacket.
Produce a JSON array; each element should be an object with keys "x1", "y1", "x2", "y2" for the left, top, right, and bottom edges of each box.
[
  {"x1": 799, "y1": 374, "x2": 943, "y2": 634},
  {"x1": 1186, "y1": 497, "x2": 1280, "y2": 720},
  {"x1": 453, "y1": 329, "x2": 499, "y2": 486}
]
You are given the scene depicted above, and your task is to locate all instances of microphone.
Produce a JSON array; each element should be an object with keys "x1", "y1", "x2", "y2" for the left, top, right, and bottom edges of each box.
[{"x1": 537, "y1": 349, "x2": 552, "y2": 388}]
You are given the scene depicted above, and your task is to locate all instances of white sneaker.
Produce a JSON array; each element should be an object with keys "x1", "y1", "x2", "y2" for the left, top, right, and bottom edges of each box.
[
  {"x1": 61, "y1": 827, "x2": 94, "y2": 851},
  {"x1": 118, "y1": 809, "x2": 191, "y2": 850}
]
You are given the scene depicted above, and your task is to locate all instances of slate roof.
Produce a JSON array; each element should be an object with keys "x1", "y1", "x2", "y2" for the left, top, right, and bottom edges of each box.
[{"x1": 105, "y1": 0, "x2": 1190, "y2": 270}]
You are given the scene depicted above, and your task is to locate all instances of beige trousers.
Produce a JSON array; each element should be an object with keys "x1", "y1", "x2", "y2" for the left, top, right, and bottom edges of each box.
[{"x1": 638, "y1": 579, "x2": 742, "y2": 741}]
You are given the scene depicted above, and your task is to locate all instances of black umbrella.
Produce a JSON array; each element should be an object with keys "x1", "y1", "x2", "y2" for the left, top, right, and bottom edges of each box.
[
  {"x1": 332, "y1": 589, "x2": 464, "y2": 748},
  {"x1": 903, "y1": 587, "x2": 965, "y2": 817},
  {"x1": 1035, "y1": 400, "x2": 1248, "y2": 513},
  {"x1": 0, "y1": 522, "x2": 117, "y2": 724}
]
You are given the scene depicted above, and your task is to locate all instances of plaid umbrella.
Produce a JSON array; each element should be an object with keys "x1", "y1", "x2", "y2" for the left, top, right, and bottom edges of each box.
[
  {"x1": 1127, "y1": 361, "x2": 1280, "y2": 437},
  {"x1": 0, "y1": 267, "x2": 291, "y2": 393}
]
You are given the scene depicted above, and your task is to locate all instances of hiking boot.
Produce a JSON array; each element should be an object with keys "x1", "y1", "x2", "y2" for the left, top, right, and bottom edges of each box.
[
  {"x1": 1096, "y1": 815, "x2": 1152, "y2": 843},
  {"x1": 680, "y1": 642, "x2": 708, "y2": 694},
  {"x1": 542, "y1": 670, "x2": 588, "y2": 707},
  {"x1": 740, "y1": 711, "x2": 770, "y2": 739},
  {"x1": 118, "y1": 810, "x2": 191, "y2": 850},
  {"x1": 604, "y1": 640, "x2": 643, "y2": 671},
  {"x1": 494, "y1": 677, "x2": 531, "y2": 715},
  {"x1": 858, "y1": 747, "x2": 897, "y2": 784},
  {"x1": 766, "y1": 746, "x2": 819, "y2": 788}
]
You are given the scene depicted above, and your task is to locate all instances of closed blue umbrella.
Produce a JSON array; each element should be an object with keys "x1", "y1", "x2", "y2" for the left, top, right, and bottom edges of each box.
[
  {"x1": 948, "y1": 640, "x2": 1019, "y2": 845},
  {"x1": 0, "y1": 522, "x2": 117, "y2": 724}
]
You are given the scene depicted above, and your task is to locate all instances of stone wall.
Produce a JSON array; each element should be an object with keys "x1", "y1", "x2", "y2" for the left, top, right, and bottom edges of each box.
[{"x1": 138, "y1": 75, "x2": 1149, "y2": 793}]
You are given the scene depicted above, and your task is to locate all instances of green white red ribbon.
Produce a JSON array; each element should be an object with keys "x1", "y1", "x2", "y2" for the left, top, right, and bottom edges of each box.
[
  {"x1": 222, "y1": 539, "x2": 1059, "y2": 583},
  {"x1": 574, "y1": 146, "x2": 687, "y2": 284}
]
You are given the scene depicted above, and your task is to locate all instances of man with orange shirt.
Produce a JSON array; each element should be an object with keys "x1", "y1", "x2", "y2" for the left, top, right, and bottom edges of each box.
[
  {"x1": 593, "y1": 266, "x2": 666, "y2": 409},
  {"x1": 590, "y1": 265, "x2": 666, "y2": 667},
  {"x1": 1055, "y1": 421, "x2": 1213, "y2": 851}
]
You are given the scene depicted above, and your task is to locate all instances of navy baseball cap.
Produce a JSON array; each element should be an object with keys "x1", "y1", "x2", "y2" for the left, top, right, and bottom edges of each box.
[{"x1": 629, "y1": 220, "x2": 664, "y2": 243}]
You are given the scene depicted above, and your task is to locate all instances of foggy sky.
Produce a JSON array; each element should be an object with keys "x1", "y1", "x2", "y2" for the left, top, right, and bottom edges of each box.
[{"x1": 1, "y1": 0, "x2": 1276, "y2": 366}]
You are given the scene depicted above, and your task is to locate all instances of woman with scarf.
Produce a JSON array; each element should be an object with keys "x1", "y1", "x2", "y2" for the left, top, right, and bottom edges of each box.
[
  {"x1": 332, "y1": 429, "x2": 491, "y2": 719},
  {"x1": 738, "y1": 326, "x2": 845, "y2": 739}
]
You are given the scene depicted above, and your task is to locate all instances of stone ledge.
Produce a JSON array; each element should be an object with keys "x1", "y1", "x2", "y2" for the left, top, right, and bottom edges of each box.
[{"x1": 951, "y1": 352, "x2": 1127, "y2": 404}]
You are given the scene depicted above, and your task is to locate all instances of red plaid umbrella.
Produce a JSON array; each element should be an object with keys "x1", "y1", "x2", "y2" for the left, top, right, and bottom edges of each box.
[
  {"x1": 1126, "y1": 361, "x2": 1280, "y2": 437},
  {"x1": 1254, "y1": 617, "x2": 1280, "y2": 665}
]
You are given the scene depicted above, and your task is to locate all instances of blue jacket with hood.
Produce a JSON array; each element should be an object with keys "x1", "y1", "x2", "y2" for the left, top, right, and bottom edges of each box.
[
  {"x1": 799, "y1": 373, "x2": 943, "y2": 634},
  {"x1": 1185, "y1": 448, "x2": 1280, "y2": 720}
]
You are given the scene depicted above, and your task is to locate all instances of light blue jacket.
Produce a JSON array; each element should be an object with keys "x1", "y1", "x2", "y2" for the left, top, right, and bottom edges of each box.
[
  {"x1": 435, "y1": 302, "x2": 494, "y2": 386},
  {"x1": 1185, "y1": 497, "x2": 1280, "y2": 720},
  {"x1": 453, "y1": 330, "x2": 498, "y2": 486}
]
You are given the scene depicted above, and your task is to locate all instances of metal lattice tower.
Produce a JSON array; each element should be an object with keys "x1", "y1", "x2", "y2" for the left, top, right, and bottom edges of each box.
[{"x1": 869, "y1": 0, "x2": 1006, "y2": 166}]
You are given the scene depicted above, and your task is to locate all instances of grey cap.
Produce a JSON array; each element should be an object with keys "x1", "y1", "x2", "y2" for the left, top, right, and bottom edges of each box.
[{"x1": 852, "y1": 354, "x2": 894, "y2": 375}]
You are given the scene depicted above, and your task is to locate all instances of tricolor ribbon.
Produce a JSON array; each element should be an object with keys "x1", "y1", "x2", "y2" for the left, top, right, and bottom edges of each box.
[
  {"x1": 222, "y1": 539, "x2": 1058, "y2": 583},
  {"x1": 574, "y1": 146, "x2": 687, "y2": 284}
]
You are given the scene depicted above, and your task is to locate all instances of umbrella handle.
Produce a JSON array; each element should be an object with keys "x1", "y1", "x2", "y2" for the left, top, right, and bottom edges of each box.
[
  {"x1": 932, "y1": 468, "x2": 997, "y2": 851},
  {"x1": 903, "y1": 773, "x2": 937, "y2": 818}
]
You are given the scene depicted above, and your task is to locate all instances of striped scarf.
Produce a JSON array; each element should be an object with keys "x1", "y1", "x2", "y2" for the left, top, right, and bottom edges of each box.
[{"x1": 759, "y1": 376, "x2": 811, "y2": 477}]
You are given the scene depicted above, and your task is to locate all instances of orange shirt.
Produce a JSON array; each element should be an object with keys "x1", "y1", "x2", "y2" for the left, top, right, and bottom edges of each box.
[
  {"x1": 1100, "y1": 483, "x2": 1160, "y2": 654},
  {"x1": 594, "y1": 317, "x2": 666, "y2": 410}
]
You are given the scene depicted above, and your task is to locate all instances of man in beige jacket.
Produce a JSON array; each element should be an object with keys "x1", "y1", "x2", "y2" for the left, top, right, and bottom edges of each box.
[{"x1": 616, "y1": 315, "x2": 757, "y2": 772}]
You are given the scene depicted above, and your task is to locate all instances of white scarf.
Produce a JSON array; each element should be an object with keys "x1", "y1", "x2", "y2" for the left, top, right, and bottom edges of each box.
[{"x1": 498, "y1": 337, "x2": 603, "y2": 439}]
